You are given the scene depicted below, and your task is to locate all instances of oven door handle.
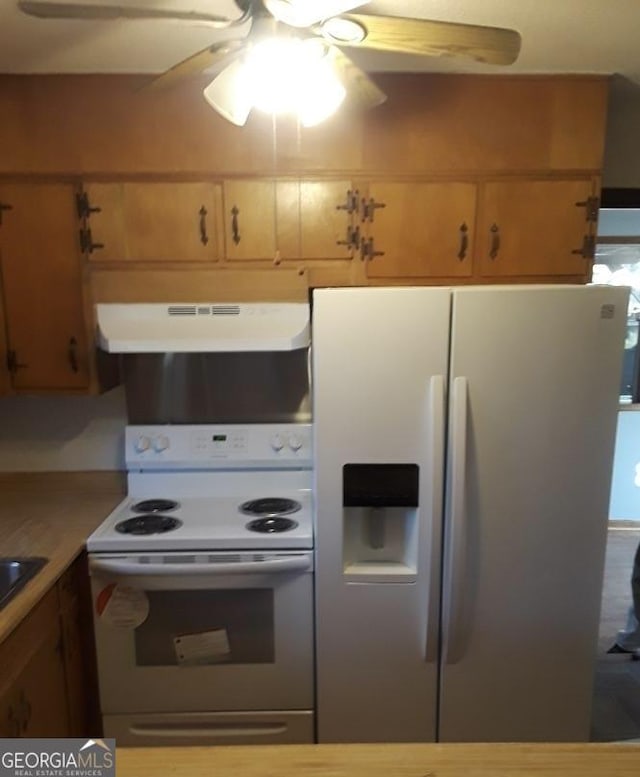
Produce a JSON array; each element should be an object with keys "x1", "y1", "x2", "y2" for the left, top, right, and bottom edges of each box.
[{"x1": 89, "y1": 555, "x2": 313, "y2": 577}]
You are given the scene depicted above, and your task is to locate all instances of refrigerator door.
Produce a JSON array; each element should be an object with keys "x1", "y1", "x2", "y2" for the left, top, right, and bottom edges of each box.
[
  {"x1": 439, "y1": 284, "x2": 628, "y2": 742},
  {"x1": 313, "y1": 287, "x2": 451, "y2": 742}
]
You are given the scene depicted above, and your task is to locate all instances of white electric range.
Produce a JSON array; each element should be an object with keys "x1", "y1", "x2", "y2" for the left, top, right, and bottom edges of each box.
[{"x1": 87, "y1": 423, "x2": 315, "y2": 747}]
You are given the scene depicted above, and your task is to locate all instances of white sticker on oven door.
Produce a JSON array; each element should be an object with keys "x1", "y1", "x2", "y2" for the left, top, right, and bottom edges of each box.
[
  {"x1": 96, "y1": 583, "x2": 149, "y2": 629},
  {"x1": 173, "y1": 629, "x2": 231, "y2": 666}
]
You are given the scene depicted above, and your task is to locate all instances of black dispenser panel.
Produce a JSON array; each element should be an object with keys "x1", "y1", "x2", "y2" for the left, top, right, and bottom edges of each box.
[{"x1": 343, "y1": 464, "x2": 419, "y2": 507}]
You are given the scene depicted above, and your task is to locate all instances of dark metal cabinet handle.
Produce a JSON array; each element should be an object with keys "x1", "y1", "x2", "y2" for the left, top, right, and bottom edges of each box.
[
  {"x1": 0, "y1": 202, "x2": 13, "y2": 226},
  {"x1": 68, "y1": 337, "x2": 79, "y2": 373},
  {"x1": 336, "y1": 189, "x2": 359, "y2": 214},
  {"x1": 231, "y1": 205, "x2": 240, "y2": 245},
  {"x1": 489, "y1": 223, "x2": 500, "y2": 259},
  {"x1": 458, "y1": 222, "x2": 469, "y2": 260},
  {"x1": 7, "y1": 349, "x2": 28, "y2": 373},
  {"x1": 199, "y1": 205, "x2": 209, "y2": 246}
]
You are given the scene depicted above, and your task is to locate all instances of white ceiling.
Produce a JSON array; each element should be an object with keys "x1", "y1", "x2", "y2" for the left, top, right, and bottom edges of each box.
[{"x1": 1, "y1": 0, "x2": 640, "y2": 83}]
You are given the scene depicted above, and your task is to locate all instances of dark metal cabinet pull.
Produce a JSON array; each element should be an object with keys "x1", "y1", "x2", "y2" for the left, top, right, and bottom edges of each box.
[
  {"x1": 231, "y1": 205, "x2": 240, "y2": 245},
  {"x1": 0, "y1": 202, "x2": 13, "y2": 226},
  {"x1": 458, "y1": 222, "x2": 469, "y2": 260},
  {"x1": 199, "y1": 205, "x2": 209, "y2": 245},
  {"x1": 489, "y1": 223, "x2": 500, "y2": 259},
  {"x1": 6, "y1": 350, "x2": 27, "y2": 373},
  {"x1": 68, "y1": 337, "x2": 79, "y2": 373}
]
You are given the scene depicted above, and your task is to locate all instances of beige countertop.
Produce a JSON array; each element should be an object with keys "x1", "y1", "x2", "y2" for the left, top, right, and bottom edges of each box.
[
  {"x1": 116, "y1": 743, "x2": 640, "y2": 776},
  {"x1": 0, "y1": 471, "x2": 124, "y2": 643}
]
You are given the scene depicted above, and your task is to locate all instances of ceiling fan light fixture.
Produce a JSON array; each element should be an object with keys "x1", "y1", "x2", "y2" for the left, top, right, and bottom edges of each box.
[
  {"x1": 203, "y1": 59, "x2": 253, "y2": 127},
  {"x1": 238, "y1": 37, "x2": 345, "y2": 124},
  {"x1": 320, "y1": 17, "x2": 366, "y2": 44}
]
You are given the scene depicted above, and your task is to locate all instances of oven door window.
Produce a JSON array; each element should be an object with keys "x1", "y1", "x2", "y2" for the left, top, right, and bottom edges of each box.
[{"x1": 135, "y1": 589, "x2": 274, "y2": 666}]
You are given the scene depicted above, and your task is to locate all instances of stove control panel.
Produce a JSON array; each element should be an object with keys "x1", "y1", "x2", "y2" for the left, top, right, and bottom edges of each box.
[{"x1": 125, "y1": 424, "x2": 312, "y2": 470}]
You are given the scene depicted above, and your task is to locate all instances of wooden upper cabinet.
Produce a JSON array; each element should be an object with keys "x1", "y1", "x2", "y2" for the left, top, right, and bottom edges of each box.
[
  {"x1": 81, "y1": 182, "x2": 222, "y2": 262},
  {"x1": 0, "y1": 183, "x2": 90, "y2": 391},
  {"x1": 363, "y1": 181, "x2": 477, "y2": 279},
  {"x1": 476, "y1": 178, "x2": 597, "y2": 278},
  {"x1": 223, "y1": 179, "x2": 355, "y2": 261}
]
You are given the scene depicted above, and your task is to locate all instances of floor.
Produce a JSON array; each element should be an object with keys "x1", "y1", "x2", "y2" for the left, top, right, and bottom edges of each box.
[{"x1": 590, "y1": 524, "x2": 640, "y2": 741}]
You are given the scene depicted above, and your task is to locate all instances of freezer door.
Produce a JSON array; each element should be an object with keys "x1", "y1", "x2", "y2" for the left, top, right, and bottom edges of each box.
[
  {"x1": 313, "y1": 287, "x2": 451, "y2": 743},
  {"x1": 439, "y1": 284, "x2": 628, "y2": 742}
]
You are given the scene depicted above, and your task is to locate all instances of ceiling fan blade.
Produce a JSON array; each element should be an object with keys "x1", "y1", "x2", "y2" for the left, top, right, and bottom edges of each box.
[
  {"x1": 326, "y1": 46, "x2": 386, "y2": 111},
  {"x1": 145, "y1": 40, "x2": 245, "y2": 92},
  {"x1": 331, "y1": 13, "x2": 521, "y2": 66},
  {"x1": 264, "y1": 0, "x2": 369, "y2": 28},
  {"x1": 18, "y1": 0, "x2": 239, "y2": 26}
]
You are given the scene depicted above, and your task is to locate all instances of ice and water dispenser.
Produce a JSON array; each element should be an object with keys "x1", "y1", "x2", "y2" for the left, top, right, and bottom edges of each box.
[{"x1": 342, "y1": 463, "x2": 419, "y2": 583}]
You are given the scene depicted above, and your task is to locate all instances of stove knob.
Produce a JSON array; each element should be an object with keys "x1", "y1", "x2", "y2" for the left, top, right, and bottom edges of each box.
[
  {"x1": 134, "y1": 435, "x2": 151, "y2": 453},
  {"x1": 288, "y1": 434, "x2": 303, "y2": 451},
  {"x1": 153, "y1": 435, "x2": 170, "y2": 452},
  {"x1": 270, "y1": 433, "x2": 284, "y2": 452}
]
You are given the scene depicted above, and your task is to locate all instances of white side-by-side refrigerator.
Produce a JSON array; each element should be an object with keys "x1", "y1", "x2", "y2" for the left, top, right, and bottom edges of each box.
[{"x1": 312, "y1": 284, "x2": 628, "y2": 743}]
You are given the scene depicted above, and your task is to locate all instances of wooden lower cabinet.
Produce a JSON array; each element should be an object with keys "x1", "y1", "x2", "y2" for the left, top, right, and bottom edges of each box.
[
  {"x1": 0, "y1": 555, "x2": 100, "y2": 738},
  {"x1": 476, "y1": 178, "x2": 597, "y2": 278},
  {"x1": 0, "y1": 588, "x2": 69, "y2": 737}
]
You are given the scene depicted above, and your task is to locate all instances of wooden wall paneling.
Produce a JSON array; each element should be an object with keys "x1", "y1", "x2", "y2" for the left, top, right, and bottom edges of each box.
[
  {"x1": 362, "y1": 75, "x2": 608, "y2": 174},
  {"x1": 0, "y1": 262, "x2": 11, "y2": 395},
  {"x1": 89, "y1": 268, "x2": 310, "y2": 303}
]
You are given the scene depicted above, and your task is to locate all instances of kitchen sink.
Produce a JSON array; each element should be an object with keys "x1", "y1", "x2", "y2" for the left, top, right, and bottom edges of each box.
[{"x1": 0, "y1": 557, "x2": 48, "y2": 610}]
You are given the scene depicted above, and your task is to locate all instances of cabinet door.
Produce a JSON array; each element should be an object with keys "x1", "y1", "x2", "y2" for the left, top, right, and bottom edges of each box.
[
  {"x1": 0, "y1": 183, "x2": 90, "y2": 390},
  {"x1": 476, "y1": 179, "x2": 596, "y2": 277},
  {"x1": 297, "y1": 180, "x2": 357, "y2": 260},
  {"x1": 223, "y1": 179, "x2": 356, "y2": 261},
  {"x1": 83, "y1": 182, "x2": 222, "y2": 262},
  {"x1": 0, "y1": 588, "x2": 70, "y2": 738},
  {"x1": 364, "y1": 181, "x2": 476, "y2": 279},
  {"x1": 223, "y1": 180, "x2": 278, "y2": 260}
]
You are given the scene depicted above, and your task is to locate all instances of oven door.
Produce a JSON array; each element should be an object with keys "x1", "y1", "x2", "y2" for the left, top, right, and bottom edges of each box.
[{"x1": 89, "y1": 551, "x2": 314, "y2": 717}]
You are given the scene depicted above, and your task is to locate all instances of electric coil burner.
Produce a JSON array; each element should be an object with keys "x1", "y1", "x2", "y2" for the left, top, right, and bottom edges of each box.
[
  {"x1": 239, "y1": 497, "x2": 302, "y2": 517},
  {"x1": 246, "y1": 516, "x2": 299, "y2": 533},
  {"x1": 115, "y1": 515, "x2": 183, "y2": 535},
  {"x1": 132, "y1": 498, "x2": 179, "y2": 513}
]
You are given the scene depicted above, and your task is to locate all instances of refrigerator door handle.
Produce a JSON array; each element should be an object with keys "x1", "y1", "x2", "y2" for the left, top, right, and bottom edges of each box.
[
  {"x1": 425, "y1": 373, "x2": 445, "y2": 663},
  {"x1": 443, "y1": 375, "x2": 468, "y2": 664}
]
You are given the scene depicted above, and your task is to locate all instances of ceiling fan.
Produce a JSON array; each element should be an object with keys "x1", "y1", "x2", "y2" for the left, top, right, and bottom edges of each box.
[{"x1": 18, "y1": 1, "x2": 522, "y2": 125}]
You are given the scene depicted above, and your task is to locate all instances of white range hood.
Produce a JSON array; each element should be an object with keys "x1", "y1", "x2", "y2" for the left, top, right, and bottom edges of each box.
[{"x1": 95, "y1": 302, "x2": 310, "y2": 353}]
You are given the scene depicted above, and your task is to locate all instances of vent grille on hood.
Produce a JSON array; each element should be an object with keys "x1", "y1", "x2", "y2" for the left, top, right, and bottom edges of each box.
[
  {"x1": 168, "y1": 305, "x2": 241, "y2": 316},
  {"x1": 96, "y1": 302, "x2": 310, "y2": 353}
]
